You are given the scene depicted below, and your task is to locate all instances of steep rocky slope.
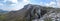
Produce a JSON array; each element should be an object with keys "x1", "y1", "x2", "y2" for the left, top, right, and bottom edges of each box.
[
  {"x1": 2, "y1": 4, "x2": 60, "y2": 21},
  {"x1": 32, "y1": 7, "x2": 60, "y2": 21}
]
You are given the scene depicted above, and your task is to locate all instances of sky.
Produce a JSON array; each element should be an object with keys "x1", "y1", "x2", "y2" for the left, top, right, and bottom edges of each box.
[{"x1": 0, "y1": 0, "x2": 60, "y2": 11}]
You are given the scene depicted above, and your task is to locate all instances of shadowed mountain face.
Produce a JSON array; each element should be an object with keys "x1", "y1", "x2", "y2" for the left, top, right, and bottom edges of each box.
[{"x1": 5, "y1": 4, "x2": 47, "y2": 21}]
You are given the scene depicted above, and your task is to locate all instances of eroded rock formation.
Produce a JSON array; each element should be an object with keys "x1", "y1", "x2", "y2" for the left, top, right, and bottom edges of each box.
[{"x1": 5, "y1": 4, "x2": 48, "y2": 21}]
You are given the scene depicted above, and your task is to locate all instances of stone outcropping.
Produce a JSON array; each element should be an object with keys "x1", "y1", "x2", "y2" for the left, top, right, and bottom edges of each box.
[{"x1": 4, "y1": 4, "x2": 60, "y2": 21}]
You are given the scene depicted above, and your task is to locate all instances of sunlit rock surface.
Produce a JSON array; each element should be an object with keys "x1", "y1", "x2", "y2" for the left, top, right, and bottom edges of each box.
[{"x1": 32, "y1": 10, "x2": 60, "y2": 21}]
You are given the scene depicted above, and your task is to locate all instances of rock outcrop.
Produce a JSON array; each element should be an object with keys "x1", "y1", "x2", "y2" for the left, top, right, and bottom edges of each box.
[{"x1": 4, "y1": 4, "x2": 60, "y2": 21}]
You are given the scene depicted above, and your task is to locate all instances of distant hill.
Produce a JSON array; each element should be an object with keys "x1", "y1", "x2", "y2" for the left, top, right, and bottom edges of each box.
[{"x1": 0, "y1": 9, "x2": 8, "y2": 13}]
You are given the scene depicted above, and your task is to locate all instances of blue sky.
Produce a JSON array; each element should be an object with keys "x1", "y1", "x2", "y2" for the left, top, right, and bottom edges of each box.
[{"x1": 0, "y1": 0, "x2": 60, "y2": 11}]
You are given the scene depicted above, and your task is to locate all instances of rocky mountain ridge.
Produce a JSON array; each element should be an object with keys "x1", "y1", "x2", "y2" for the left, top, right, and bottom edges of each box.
[{"x1": 0, "y1": 4, "x2": 60, "y2": 21}]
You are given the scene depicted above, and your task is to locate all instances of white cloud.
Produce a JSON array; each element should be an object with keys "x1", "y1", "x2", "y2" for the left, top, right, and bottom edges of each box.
[
  {"x1": 23, "y1": 0, "x2": 29, "y2": 3},
  {"x1": 12, "y1": 0, "x2": 30, "y2": 11},
  {"x1": 46, "y1": 2, "x2": 56, "y2": 7},
  {"x1": 46, "y1": 0, "x2": 60, "y2": 8},
  {"x1": 44, "y1": 0, "x2": 60, "y2": 8},
  {"x1": 0, "y1": 0, "x2": 30, "y2": 11},
  {"x1": 49, "y1": 2, "x2": 56, "y2": 5},
  {"x1": 8, "y1": 0, "x2": 30, "y2": 11},
  {"x1": 7, "y1": 0, "x2": 18, "y2": 3},
  {"x1": 56, "y1": 0, "x2": 60, "y2": 7},
  {"x1": 39, "y1": 2, "x2": 47, "y2": 6},
  {"x1": 40, "y1": 1, "x2": 57, "y2": 7},
  {"x1": 0, "y1": 3, "x2": 3, "y2": 6},
  {"x1": 12, "y1": 0, "x2": 17, "y2": 3},
  {"x1": 1, "y1": 0, "x2": 60, "y2": 11}
]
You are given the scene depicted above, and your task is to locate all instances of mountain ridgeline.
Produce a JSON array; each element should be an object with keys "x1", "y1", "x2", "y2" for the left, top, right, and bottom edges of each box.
[{"x1": 1, "y1": 4, "x2": 60, "y2": 21}]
